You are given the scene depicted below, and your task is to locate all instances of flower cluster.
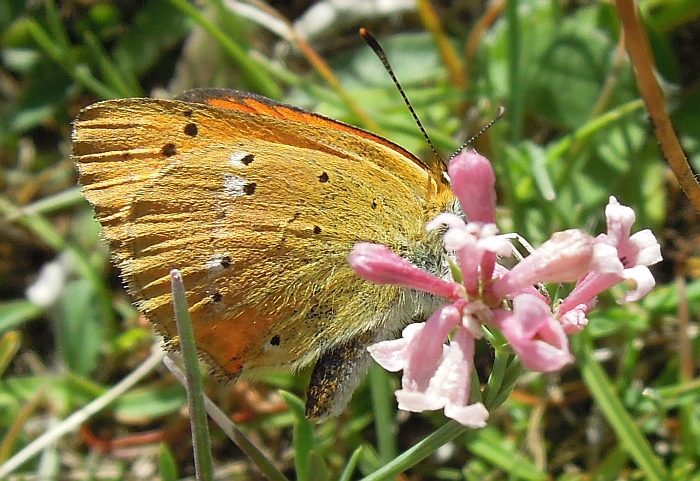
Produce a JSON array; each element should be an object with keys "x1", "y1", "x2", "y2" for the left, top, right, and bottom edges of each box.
[{"x1": 348, "y1": 150, "x2": 662, "y2": 428}]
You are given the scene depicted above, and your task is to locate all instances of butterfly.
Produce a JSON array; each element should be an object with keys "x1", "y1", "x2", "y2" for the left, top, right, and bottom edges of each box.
[{"x1": 72, "y1": 88, "x2": 457, "y2": 419}]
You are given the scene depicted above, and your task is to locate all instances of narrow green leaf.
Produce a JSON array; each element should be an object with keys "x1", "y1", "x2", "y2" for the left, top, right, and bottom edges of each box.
[
  {"x1": 279, "y1": 390, "x2": 315, "y2": 481},
  {"x1": 573, "y1": 332, "x2": 668, "y2": 480},
  {"x1": 158, "y1": 442, "x2": 179, "y2": 481},
  {"x1": 170, "y1": 270, "x2": 214, "y2": 481}
]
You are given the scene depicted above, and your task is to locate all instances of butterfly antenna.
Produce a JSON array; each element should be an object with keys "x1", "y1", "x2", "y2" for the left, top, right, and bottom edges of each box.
[
  {"x1": 448, "y1": 106, "x2": 505, "y2": 161},
  {"x1": 360, "y1": 28, "x2": 442, "y2": 166}
]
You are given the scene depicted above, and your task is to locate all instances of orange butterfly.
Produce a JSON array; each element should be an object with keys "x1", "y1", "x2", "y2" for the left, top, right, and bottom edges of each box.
[{"x1": 73, "y1": 89, "x2": 456, "y2": 419}]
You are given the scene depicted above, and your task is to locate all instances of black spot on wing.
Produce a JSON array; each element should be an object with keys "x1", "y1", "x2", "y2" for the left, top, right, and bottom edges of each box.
[
  {"x1": 184, "y1": 122, "x2": 198, "y2": 137},
  {"x1": 162, "y1": 143, "x2": 177, "y2": 157}
]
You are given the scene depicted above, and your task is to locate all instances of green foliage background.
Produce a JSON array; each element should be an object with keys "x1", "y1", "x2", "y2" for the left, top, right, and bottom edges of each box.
[{"x1": 1, "y1": 0, "x2": 699, "y2": 479}]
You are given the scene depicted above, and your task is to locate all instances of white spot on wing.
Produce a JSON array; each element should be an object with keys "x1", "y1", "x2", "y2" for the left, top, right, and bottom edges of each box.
[
  {"x1": 229, "y1": 151, "x2": 251, "y2": 168},
  {"x1": 263, "y1": 340, "x2": 281, "y2": 351},
  {"x1": 224, "y1": 174, "x2": 248, "y2": 197},
  {"x1": 205, "y1": 254, "x2": 226, "y2": 272}
]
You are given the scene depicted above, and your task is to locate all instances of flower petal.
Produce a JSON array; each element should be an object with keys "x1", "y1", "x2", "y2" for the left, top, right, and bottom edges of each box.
[
  {"x1": 626, "y1": 229, "x2": 663, "y2": 267},
  {"x1": 426, "y1": 212, "x2": 467, "y2": 232},
  {"x1": 493, "y1": 294, "x2": 574, "y2": 372},
  {"x1": 396, "y1": 389, "x2": 445, "y2": 412},
  {"x1": 619, "y1": 265, "x2": 656, "y2": 302},
  {"x1": 367, "y1": 324, "x2": 423, "y2": 371},
  {"x1": 491, "y1": 230, "x2": 595, "y2": 298},
  {"x1": 604, "y1": 196, "x2": 635, "y2": 246},
  {"x1": 394, "y1": 326, "x2": 489, "y2": 427},
  {"x1": 349, "y1": 242, "x2": 464, "y2": 299},
  {"x1": 444, "y1": 402, "x2": 489, "y2": 428},
  {"x1": 448, "y1": 149, "x2": 497, "y2": 223},
  {"x1": 590, "y1": 241, "x2": 624, "y2": 275},
  {"x1": 402, "y1": 304, "x2": 463, "y2": 390}
]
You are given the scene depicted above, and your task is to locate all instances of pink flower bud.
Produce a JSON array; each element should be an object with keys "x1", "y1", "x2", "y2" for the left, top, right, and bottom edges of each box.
[
  {"x1": 448, "y1": 150, "x2": 496, "y2": 223},
  {"x1": 348, "y1": 242, "x2": 464, "y2": 299}
]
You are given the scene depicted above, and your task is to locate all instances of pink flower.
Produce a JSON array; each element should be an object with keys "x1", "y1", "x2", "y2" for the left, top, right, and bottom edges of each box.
[
  {"x1": 558, "y1": 196, "x2": 662, "y2": 315},
  {"x1": 368, "y1": 302, "x2": 489, "y2": 428},
  {"x1": 492, "y1": 294, "x2": 573, "y2": 372},
  {"x1": 347, "y1": 150, "x2": 661, "y2": 429},
  {"x1": 427, "y1": 214, "x2": 511, "y2": 295},
  {"x1": 489, "y1": 229, "x2": 596, "y2": 300}
]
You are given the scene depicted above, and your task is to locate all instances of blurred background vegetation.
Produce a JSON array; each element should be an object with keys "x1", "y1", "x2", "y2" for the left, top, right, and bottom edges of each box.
[{"x1": 1, "y1": 0, "x2": 700, "y2": 479}]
